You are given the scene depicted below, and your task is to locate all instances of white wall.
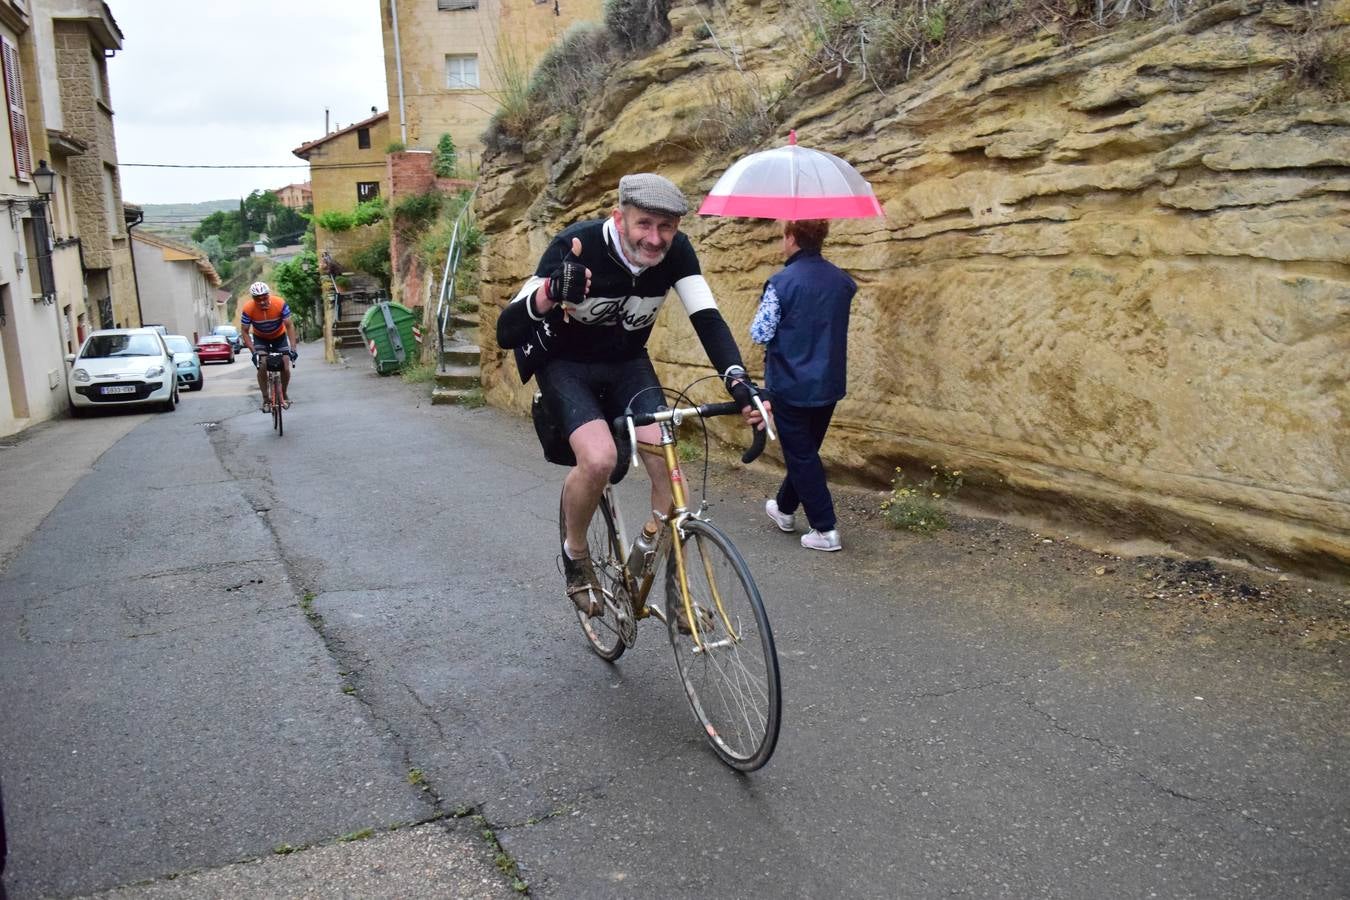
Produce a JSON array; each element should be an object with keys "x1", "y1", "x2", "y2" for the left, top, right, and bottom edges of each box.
[
  {"x1": 0, "y1": 224, "x2": 72, "y2": 437},
  {"x1": 131, "y1": 240, "x2": 217, "y2": 341}
]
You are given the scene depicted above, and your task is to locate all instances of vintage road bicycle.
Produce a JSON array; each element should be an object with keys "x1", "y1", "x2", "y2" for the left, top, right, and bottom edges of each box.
[
  {"x1": 559, "y1": 386, "x2": 782, "y2": 771},
  {"x1": 259, "y1": 350, "x2": 293, "y2": 436}
]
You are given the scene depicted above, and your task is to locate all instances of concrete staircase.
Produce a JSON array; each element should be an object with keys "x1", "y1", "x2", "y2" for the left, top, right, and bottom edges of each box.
[
  {"x1": 333, "y1": 318, "x2": 364, "y2": 350},
  {"x1": 431, "y1": 296, "x2": 482, "y2": 405}
]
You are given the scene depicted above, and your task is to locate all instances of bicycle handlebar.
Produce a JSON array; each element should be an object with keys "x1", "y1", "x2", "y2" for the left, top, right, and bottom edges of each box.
[{"x1": 613, "y1": 397, "x2": 770, "y2": 467}]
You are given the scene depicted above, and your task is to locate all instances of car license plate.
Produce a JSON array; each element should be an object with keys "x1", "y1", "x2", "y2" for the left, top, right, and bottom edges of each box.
[{"x1": 101, "y1": 385, "x2": 136, "y2": 395}]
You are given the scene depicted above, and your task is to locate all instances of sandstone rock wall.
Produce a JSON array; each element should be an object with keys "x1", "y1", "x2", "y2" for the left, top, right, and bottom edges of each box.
[{"x1": 476, "y1": 0, "x2": 1350, "y2": 573}]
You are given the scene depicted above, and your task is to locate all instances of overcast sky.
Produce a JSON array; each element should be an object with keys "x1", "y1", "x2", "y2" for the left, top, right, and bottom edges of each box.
[{"x1": 107, "y1": 1, "x2": 388, "y2": 208}]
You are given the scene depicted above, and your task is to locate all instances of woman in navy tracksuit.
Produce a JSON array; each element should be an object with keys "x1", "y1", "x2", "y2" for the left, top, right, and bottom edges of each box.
[{"x1": 750, "y1": 219, "x2": 856, "y2": 552}]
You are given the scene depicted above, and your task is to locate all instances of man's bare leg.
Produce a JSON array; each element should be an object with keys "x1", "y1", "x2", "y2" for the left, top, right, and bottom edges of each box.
[
  {"x1": 281, "y1": 359, "x2": 291, "y2": 405},
  {"x1": 635, "y1": 423, "x2": 672, "y2": 535},
  {"x1": 562, "y1": 420, "x2": 617, "y2": 555}
]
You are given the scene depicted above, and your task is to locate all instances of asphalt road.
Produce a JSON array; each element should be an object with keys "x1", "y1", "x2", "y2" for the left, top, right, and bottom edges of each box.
[{"x1": 1, "y1": 347, "x2": 1345, "y2": 898}]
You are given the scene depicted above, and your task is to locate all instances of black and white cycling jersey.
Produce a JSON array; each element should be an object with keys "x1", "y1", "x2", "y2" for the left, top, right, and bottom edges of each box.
[{"x1": 497, "y1": 216, "x2": 742, "y2": 383}]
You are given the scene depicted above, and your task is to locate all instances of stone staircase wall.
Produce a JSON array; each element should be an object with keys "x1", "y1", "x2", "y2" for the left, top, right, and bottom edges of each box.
[{"x1": 431, "y1": 295, "x2": 482, "y2": 404}]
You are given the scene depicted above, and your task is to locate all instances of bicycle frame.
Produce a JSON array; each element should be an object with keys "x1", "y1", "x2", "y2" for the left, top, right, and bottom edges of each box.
[{"x1": 607, "y1": 410, "x2": 747, "y2": 652}]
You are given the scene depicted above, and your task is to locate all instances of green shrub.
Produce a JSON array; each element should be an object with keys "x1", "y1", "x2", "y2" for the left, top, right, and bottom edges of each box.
[
  {"x1": 418, "y1": 196, "x2": 482, "y2": 270},
  {"x1": 352, "y1": 198, "x2": 386, "y2": 227},
  {"x1": 316, "y1": 198, "x2": 386, "y2": 233},
  {"x1": 394, "y1": 191, "x2": 444, "y2": 231},
  {"x1": 386, "y1": 141, "x2": 406, "y2": 153},
  {"x1": 315, "y1": 209, "x2": 354, "y2": 232}
]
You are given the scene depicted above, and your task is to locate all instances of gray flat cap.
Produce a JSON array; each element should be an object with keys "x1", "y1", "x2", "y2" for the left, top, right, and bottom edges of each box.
[{"x1": 618, "y1": 173, "x2": 688, "y2": 216}]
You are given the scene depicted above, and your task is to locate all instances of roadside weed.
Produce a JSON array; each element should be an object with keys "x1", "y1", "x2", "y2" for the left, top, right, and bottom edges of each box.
[
  {"x1": 881, "y1": 465, "x2": 963, "y2": 534},
  {"x1": 401, "y1": 361, "x2": 437, "y2": 385}
]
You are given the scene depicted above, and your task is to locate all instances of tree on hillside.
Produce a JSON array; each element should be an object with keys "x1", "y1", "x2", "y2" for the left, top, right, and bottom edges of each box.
[
  {"x1": 192, "y1": 209, "x2": 245, "y2": 246},
  {"x1": 272, "y1": 250, "x2": 321, "y2": 323},
  {"x1": 192, "y1": 191, "x2": 308, "y2": 249}
]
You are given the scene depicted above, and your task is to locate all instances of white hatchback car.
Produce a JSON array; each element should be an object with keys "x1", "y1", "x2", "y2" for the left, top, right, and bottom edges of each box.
[{"x1": 66, "y1": 328, "x2": 179, "y2": 416}]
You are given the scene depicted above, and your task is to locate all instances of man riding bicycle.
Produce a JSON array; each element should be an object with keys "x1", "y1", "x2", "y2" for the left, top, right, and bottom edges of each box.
[
  {"x1": 239, "y1": 281, "x2": 297, "y2": 411},
  {"x1": 496, "y1": 173, "x2": 768, "y2": 618}
]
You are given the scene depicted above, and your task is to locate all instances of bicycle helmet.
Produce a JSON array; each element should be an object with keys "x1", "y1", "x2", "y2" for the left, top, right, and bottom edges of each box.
[{"x1": 249, "y1": 281, "x2": 271, "y2": 297}]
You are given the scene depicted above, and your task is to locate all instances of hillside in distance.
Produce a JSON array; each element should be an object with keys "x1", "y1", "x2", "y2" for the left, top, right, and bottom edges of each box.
[{"x1": 136, "y1": 199, "x2": 239, "y2": 243}]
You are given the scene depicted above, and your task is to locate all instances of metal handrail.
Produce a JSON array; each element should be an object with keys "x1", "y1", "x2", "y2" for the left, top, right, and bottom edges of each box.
[{"x1": 435, "y1": 187, "x2": 479, "y2": 373}]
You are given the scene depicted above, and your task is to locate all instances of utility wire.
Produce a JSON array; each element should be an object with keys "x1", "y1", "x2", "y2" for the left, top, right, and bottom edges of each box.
[{"x1": 124, "y1": 162, "x2": 386, "y2": 170}]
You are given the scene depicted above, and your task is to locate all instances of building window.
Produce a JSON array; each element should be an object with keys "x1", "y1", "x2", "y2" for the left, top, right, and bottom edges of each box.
[
  {"x1": 438, "y1": 0, "x2": 479, "y2": 9},
  {"x1": 357, "y1": 127, "x2": 371, "y2": 150},
  {"x1": 357, "y1": 181, "x2": 380, "y2": 203},
  {"x1": 103, "y1": 165, "x2": 120, "y2": 235},
  {"x1": 445, "y1": 55, "x2": 479, "y2": 90},
  {"x1": 1, "y1": 36, "x2": 32, "y2": 180}
]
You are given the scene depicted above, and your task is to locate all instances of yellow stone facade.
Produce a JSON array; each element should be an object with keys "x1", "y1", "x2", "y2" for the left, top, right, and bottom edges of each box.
[
  {"x1": 379, "y1": 0, "x2": 603, "y2": 166},
  {"x1": 293, "y1": 112, "x2": 390, "y2": 263}
]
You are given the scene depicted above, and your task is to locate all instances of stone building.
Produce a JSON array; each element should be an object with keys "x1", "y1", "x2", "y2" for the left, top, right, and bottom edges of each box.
[
  {"x1": 32, "y1": 0, "x2": 137, "y2": 330},
  {"x1": 272, "y1": 181, "x2": 312, "y2": 210},
  {"x1": 0, "y1": 0, "x2": 137, "y2": 437},
  {"x1": 131, "y1": 231, "x2": 221, "y2": 342},
  {"x1": 292, "y1": 111, "x2": 390, "y2": 263},
  {"x1": 378, "y1": 0, "x2": 602, "y2": 165}
]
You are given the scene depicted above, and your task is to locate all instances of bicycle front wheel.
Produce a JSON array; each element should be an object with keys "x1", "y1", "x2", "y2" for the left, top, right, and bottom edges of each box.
[
  {"x1": 666, "y1": 519, "x2": 781, "y2": 771},
  {"x1": 271, "y1": 377, "x2": 283, "y2": 436},
  {"x1": 559, "y1": 488, "x2": 628, "y2": 661}
]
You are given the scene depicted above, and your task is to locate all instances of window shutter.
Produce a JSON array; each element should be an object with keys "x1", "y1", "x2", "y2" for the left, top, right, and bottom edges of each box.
[
  {"x1": 1, "y1": 37, "x2": 31, "y2": 181},
  {"x1": 438, "y1": 0, "x2": 478, "y2": 10},
  {"x1": 31, "y1": 204, "x2": 55, "y2": 300}
]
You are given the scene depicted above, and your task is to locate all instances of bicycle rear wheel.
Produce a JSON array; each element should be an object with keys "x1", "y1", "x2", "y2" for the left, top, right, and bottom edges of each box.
[
  {"x1": 559, "y1": 488, "x2": 631, "y2": 661},
  {"x1": 666, "y1": 519, "x2": 781, "y2": 771}
]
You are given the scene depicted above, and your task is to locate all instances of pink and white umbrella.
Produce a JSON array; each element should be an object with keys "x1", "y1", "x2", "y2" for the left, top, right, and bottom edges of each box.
[{"x1": 698, "y1": 131, "x2": 884, "y2": 221}]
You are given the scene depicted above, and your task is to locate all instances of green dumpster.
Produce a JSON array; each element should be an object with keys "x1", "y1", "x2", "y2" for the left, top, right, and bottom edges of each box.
[{"x1": 359, "y1": 301, "x2": 418, "y2": 375}]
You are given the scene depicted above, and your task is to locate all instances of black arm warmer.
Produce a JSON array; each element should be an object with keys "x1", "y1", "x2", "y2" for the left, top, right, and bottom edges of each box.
[{"x1": 689, "y1": 308, "x2": 745, "y2": 391}]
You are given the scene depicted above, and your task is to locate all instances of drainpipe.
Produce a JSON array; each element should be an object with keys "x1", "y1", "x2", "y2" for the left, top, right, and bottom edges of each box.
[
  {"x1": 124, "y1": 206, "x2": 146, "y2": 327},
  {"x1": 391, "y1": 0, "x2": 408, "y2": 145}
]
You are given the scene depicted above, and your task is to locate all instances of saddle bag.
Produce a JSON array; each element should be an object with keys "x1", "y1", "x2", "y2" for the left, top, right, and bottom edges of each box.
[
  {"x1": 532, "y1": 391, "x2": 576, "y2": 467},
  {"x1": 531, "y1": 391, "x2": 631, "y2": 484}
]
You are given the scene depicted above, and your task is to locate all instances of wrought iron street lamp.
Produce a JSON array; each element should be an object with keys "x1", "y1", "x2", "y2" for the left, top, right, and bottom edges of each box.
[{"x1": 32, "y1": 159, "x2": 56, "y2": 201}]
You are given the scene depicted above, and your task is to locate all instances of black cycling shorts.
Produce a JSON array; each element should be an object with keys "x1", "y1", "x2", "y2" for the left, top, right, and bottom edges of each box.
[
  {"x1": 535, "y1": 355, "x2": 664, "y2": 439},
  {"x1": 253, "y1": 335, "x2": 290, "y2": 353}
]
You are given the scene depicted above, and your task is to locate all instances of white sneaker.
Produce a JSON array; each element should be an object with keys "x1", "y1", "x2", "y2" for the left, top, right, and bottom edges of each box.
[
  {"x1": 765, "y1": 499, "x2": 796, "y2": 533},
  {"x1": 801, "y1": 529, "x2": 842, "y2": 552}
]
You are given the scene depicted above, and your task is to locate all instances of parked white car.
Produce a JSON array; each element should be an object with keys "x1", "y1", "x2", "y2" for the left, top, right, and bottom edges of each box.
[{"x1": 66, "y1": 328, "x2": 179, "y2": 416}]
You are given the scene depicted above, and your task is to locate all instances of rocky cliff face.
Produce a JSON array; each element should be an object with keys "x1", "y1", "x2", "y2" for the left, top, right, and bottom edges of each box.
[{"x1": 476, "y1": 0, "x2": 1349, "y2": 573}]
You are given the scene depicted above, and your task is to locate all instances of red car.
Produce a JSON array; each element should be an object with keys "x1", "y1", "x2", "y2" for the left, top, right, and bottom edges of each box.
[{"x1": 195, "y1": 334, "x2": 235, "y2": 364}]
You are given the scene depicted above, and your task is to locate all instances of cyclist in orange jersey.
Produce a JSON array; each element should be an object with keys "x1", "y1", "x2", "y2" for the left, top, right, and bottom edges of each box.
[{"x1": 239, "y1": 281, "x2": 298, "y2": 410}]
